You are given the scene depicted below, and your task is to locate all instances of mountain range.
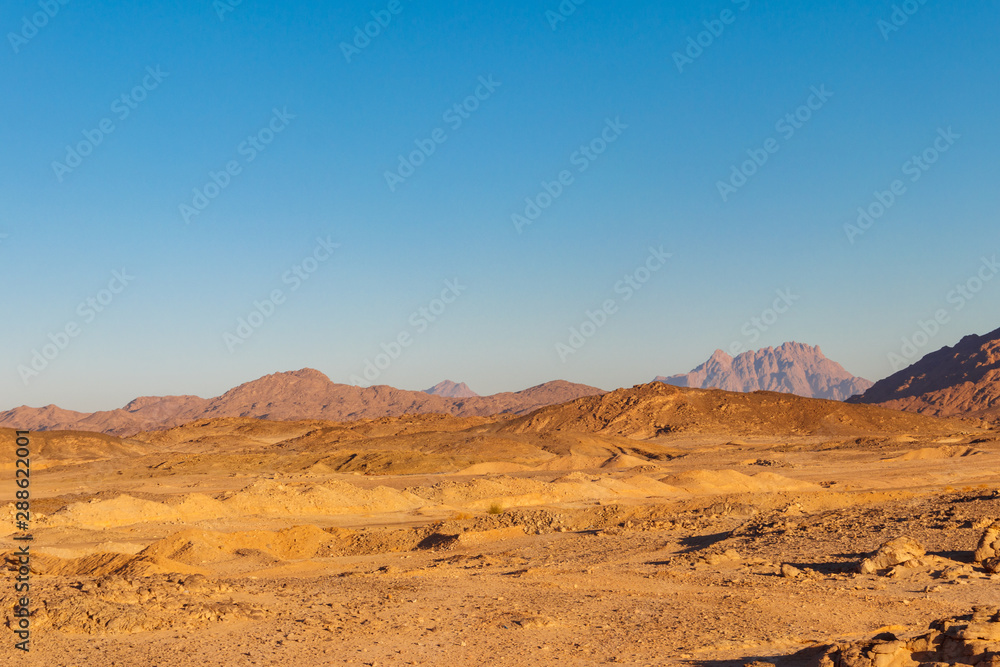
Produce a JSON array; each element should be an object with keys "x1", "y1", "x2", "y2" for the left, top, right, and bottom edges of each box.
[
  {"x1": 655, "y1": 342, "x2": 873, "y2": 401},
  {"x1": 0, "y1": 370, "x2": 602, "y2": 437},
  {"x1": 7, "y1": 328, "x2": 1000, "y2": 437}
]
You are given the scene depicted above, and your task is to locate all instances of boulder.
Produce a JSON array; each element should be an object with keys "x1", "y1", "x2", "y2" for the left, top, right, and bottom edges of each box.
[{"x1": 857, "y1": 537, "x2": 925, "y2": 575}]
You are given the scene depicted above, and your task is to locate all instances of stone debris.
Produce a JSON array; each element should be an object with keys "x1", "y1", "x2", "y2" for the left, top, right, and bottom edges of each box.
[
  {"x1": 975, "y1": 520, "x2": 1000, "y2": 565},
  {"x1": 781, "y1": 564, "x2": 804, "y2": 579},
  {"x1": 3, "y1": 574, "x2": 268, "y2": 636},
  {"x1": 703, "y1": 549, "x2": 742, "y2": 566},
  {"x1": 857, "y1": 537, "x2": 925, "y2": 575},
  {"x1": 818, "y1": 606, "x2": 1000, "y2": 667}
]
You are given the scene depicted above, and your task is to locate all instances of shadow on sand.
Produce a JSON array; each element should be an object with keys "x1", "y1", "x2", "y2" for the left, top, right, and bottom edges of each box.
[{"x1": 687, "y1": 643, "x2": 829, "y2": 667}]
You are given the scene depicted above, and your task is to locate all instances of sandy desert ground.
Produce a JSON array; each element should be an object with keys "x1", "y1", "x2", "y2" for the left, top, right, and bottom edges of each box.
[{"x1": 4, "y1": 385, "x2": 1000, "y2": 666}]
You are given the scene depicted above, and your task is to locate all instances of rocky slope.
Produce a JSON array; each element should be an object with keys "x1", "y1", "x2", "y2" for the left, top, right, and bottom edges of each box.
[
  {"x1": 500, "y1": 381, "x2": 962, "y2": 440},
  {"x1": 656, "y1": 342, "x2": 873, "y2": 401},
  {"x1": 851, "y1": 326, "x2": 1000, "y2": 420}
]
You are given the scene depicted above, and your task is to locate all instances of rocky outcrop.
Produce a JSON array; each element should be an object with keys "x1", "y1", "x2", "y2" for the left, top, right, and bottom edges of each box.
[
  {"x1": 818, "y1": 607, "x2": 1000, "y2": 667},
  {"x1": 851, "y1": 326, "x2": 1000, "y2": 420},
  {"x1": 857, "y1": 537, "x2": 926, "y2": 575},
  {"x1": 975, "y1": 520, "x2": 1000, "y2": 573}
]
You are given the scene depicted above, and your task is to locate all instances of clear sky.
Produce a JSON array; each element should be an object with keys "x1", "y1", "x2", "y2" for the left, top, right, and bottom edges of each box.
[{"x1": 3, "y1": 0, "x2": 999, "y2": 411}]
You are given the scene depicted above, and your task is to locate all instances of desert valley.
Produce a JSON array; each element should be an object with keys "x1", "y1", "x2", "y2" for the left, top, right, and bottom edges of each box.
[
  {"x1": 12, "y1": 2, "x2": 994, "y2": 663},
  {"x1": 3, "y1": 329, "x2": 1000, "y2": 666}
]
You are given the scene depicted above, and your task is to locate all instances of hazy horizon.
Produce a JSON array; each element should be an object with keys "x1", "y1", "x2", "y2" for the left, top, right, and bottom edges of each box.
[
  {"x1": 4, "y1": 329, "x2": 991, "y2": 413},
  {"x1": 5, "y1": 0, "x2": 999, "y2": 412}
]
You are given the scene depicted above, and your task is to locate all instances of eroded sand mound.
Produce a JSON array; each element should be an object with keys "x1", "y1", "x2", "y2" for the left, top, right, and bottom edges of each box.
[
  {"x1": 659, "y1": 469, "x2": 819, "y2": 494},
  {"x1": 45, "y1": 480, "x2": 427, "y2": 529},
  {"x1": 8, "y1": 525, "x2": 346, "y2": 580},
  {"x1": 45, "y1": 494, "x2": 230, "y2": 529},
  {"x1": 14, "y1": 552, "x2": 136, "y2": 578},
  {"x1": 147, "y1": 525, "x2": 330, "y2": 561},
  {"x1": 221, "y1": 479, "x2": 425, "y2": 516},
  {"x1": 884, "y1": 445, "x2": 985, "y2": 462},
  {"x1": 407, "y1": 474, "x2": 679, "y2": 511},
  {"x1": 456, "y1": 462, "x2": 535, "y2": 475}
]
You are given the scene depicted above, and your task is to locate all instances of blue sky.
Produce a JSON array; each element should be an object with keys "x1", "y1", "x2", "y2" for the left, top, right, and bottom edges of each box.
[{"x1": 3, "y1": 0, "x2": 998, "y2": 411}]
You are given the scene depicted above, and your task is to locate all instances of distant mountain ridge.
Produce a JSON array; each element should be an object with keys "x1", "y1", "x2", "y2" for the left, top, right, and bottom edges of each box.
[
  {"x1": 656, "y1": 342, "x2": 873, "y2": 401},
  {"x1": 850, "y1": 326, "x2": 1000, "y2": 419},
  {"x1": 424, "y1": 381, "x2": 478, "y2": 398},
  {"x1": 0, "y1": 369, "x2": 603, "y2": 437}
]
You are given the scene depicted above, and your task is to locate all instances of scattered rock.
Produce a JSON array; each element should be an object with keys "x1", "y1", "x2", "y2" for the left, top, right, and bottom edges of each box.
[
  {"x1": 513, "y1": 616, "x2": 558, "y2": 629},
  {"x1": 751, "y1": 459, "x2": 787, "y2": 468},
  {"x1": 818, "y1": 607, "x2": 1000, "y2": 666},
  {"x1": 975, "y1": 520, "x2": 1000, "y2": 565},
  {"x1": 781, "y1": 564, "x2": 803, "y2": 579},
  {"x1": 15, "y1": 574, "x2": 268, "y2": 635},
  {"x1": 857, "y1": 537, "x2": 925, "y2": 575},
  {"x1": 703, "y1": 549, "x2": 742, "y2": 566}
]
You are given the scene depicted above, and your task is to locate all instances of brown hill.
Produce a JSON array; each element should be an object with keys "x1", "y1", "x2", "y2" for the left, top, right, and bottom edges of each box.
[
  {"x1": 500, "y1": 381, "x2": 965, "y2": 440},
  {"x1": 0, "y1": 396, "x2": 213, "y2": 436},
  {"x1": 115, "y1": 412, "x2": 677, "y2": 478},
  {"x1": 851, "y1": 326, "x2": 1000, "y2": 419},
  {"x1": 0, "y1": 370, "x2": 604, "y2": 437},
  {"x1": 657, "y1": 342, "x2": 872, "y2": 401},
  {"x1": 0, "y1": 428, "x2": 153, "y2": 470}
]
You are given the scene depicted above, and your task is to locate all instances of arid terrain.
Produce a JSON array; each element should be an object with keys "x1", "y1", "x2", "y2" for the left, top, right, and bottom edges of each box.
[{"x1": 5, "y1": 379, "x2": 1000, "y2": 666}]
